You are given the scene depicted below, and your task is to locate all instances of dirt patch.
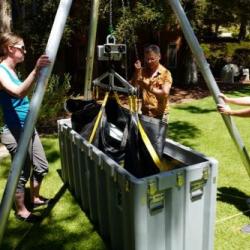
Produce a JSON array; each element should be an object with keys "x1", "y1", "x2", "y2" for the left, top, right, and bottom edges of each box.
[{"x1": 170, "y1": 86, "x2": 210, "y2": 104}]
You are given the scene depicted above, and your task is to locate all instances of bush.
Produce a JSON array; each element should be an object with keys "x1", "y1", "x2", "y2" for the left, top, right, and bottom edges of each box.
[
  {"x1": 0, "y1": 73, "x2": 71, "y2": 135},
  {"x1": 201, "y1": 41, "x2": 250, "y2": 78},
  {"x1": 37, "y1": 73, "x2": 71, "y2": 133}
]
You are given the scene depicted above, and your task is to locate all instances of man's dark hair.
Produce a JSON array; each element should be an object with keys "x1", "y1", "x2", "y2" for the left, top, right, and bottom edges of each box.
[{"x1": 144, "y1": 44, "x2": 161, "y2": 55}]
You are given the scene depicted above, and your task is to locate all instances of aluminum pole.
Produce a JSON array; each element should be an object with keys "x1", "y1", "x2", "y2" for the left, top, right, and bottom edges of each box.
[
  {"x1": 0, "y1": 0, "x2": 73, "y2": 244},
  {"x1": 168, "y1": 0, "x2": 250, "y2": 177},
  {"x1": 83, "y1": 0, "x2": 100, "y2": 100}
]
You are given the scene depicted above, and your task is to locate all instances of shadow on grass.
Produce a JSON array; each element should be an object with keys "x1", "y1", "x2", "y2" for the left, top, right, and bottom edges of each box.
[
  {"x1": 42, "y1": 141, "x2": 60, "y2": 164},
  {"x1": 13, "y1": 182, "x2": 68, "y2": 250},
  {"x1": 217, "y1": 187, "x2": 250, "y2": 218},
  {"x1": 8, "y1": 170, "x2": 107, "y2": 250},
  {"x1": 168, "y1": 121, "x2": 201, "y2": 147},
  {"x1": 175, "y1": 105, "x2": 216, "y2": 114},
  {"x1": 1, "y1": 183, "x2": 69, "y2": 250}
]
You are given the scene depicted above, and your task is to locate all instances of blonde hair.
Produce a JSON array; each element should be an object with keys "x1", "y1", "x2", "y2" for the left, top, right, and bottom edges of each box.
[{"x1": 0, "y1": 32, "x2": 23, "y2": 62}]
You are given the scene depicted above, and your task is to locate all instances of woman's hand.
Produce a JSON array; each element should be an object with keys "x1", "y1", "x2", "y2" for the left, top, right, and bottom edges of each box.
[
  {"x1": 218, "y1": 93, "x2": 230, "y2": 103},
  {"x1": 35, "y1": 55, "x2": 51, "y2": 71},
  {"x1": 217, "y1": 104, "x2": 231, "y2": 115}
]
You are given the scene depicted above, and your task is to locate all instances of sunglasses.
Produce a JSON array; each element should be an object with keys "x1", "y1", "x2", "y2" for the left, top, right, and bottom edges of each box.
[
  {"x1": 12, "y1": 44, "x2": 26, "y2": 52},
  {"x1": 144, "y1": 57, "x2": 159, "y2": 63}
]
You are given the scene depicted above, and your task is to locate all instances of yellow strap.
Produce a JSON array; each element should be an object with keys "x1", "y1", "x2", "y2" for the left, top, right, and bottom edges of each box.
[
  {"x1": 128, "y1": 95, "x2": 175, "y2": 171},
  {"x1": 137, "y1": 120, "x2": 163, "y2": 170},
  {"x1": 138, "y1": 120, "x2": 176, "y2": 171},
  {"x1": 89, "y1": 91, "x2": 110, "y2": 144},
  {"x1": 113, "y1": 92, "x2": 122, "y2": 106},
  {"x1": 128, "y1": 95, "x2": 138, "y2": 113},
  {"x1": 128, "y1": 95, "x2": 162, "y2": 170},
  {"x1": 128, "y1": 96, "x2": 133, "y2": 112},
  {"x1": 132, "y1": 95, "x2": 137, "y2": 112},
  {"x1": 90, "y1": 91, "x2": 175, "y2": 171}
]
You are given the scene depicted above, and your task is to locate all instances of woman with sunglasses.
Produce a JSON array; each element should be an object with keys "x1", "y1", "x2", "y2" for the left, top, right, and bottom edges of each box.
[{"x1": 0, "y1": 32, "x2": 51, "y2": 223}]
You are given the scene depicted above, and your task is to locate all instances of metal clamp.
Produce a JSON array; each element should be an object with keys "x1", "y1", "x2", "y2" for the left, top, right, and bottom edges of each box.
[
  {"x1": 190, "y1": 167, "x2": 209, "y2": 201},
  {"x1": 147, "y1": 181, "x2": 164, "y2": 213}
]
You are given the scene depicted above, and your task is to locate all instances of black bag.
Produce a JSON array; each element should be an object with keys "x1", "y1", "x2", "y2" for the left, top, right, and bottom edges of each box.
[
  {"x1": 67, "y1": 96, "x2": 167, "y2": 178},
  {"x1": 98, "y1": 98, "x2": 130, "y2": 163},
  {"x1": 65, "y1": 99, "x2": 101, "y2": 144},
  {"x1": 123, "y1": 114, "x2": 167, "y2": 177}
]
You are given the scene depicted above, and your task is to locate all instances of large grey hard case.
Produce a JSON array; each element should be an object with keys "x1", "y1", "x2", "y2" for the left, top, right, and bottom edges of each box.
[{"x1": 58, "y1": 119, "x2": 217, "y2": 250}]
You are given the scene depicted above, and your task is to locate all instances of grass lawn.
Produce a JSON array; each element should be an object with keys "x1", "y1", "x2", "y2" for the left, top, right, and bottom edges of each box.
[{"x1": 0, "y1": 86, "x2": 250, "y2": 249}]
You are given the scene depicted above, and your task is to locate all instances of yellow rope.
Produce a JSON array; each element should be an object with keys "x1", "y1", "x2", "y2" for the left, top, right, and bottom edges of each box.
[
  {"x1": 89, "y1": 91, "x2": 110, "y2": 144},
  {"x1": 137, "y1": 120, "x2": 163, "y2": 170},
  {"x1": 113, "y1": 92, "x2": 122, "y2": 106}
]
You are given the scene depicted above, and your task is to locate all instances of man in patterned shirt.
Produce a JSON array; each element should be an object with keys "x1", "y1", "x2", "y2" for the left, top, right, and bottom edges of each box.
[
  {"x1": 131, "y1": 44, "x2": 173, "y2": 162},
  {"x1": 132, "y1": 44, "x2": 172, "y2": 122}
]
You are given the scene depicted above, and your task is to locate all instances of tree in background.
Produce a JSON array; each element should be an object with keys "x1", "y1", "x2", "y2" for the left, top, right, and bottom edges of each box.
[
  {"x1": 5, "y1": 0, "x2": 250, "y2": 91},
  {"x1": 204, "y1": 0, "x2": 250, "y2": 40},
  {"x1": 0, "y1": 0, "x2": 12, "y2": 32}
]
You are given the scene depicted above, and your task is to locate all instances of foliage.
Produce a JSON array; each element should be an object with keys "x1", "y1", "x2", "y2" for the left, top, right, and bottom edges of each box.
[
  {"x1": 201, "y1": 41, "x2": 250, "y2": 77},
  {"x1": 37, "y1": 73, "x2": 71, "y2": 133},
  {"x1": 114, "y1": 1, "x2": 169, "y2": 46},
  {"x1": 0, "y1": 73, "x2": 70, "y2": 132},
  {"x1": 113, "y1": 0, "x2": 207, "y2": 45},
  {"x1": 204, "y1": 0, "x2": 250, "y2": 40},
  {"x1": 7, "y1": 0, "x2": 250, "y2": 91},
  {"x1": 11, "y1": 0, "x2": 90, "y2": 75},
  {"x1": 181, "y1": 0, "x2": 208, "y2": 32},
  {"x1": 13, "y1": 0, "x2": 76, "y2": 51}
]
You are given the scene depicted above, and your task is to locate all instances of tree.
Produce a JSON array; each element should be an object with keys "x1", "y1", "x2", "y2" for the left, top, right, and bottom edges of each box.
[
  {"x1": 204, "y1": 0, "x2": 250, "y2": 40},
  {"x1": 235, "y1": 0, "x2": 250, "y2": 40},
  {"x1": 0, "y1": 0, "x2": 12, "y2": 32},
  {"x1": 10, "y1": 0, "x2": 91, "y2": 93}
]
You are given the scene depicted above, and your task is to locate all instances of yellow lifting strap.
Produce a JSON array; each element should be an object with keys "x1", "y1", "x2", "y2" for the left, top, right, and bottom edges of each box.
[
  {"x1": 128, "y1": 95, "x2": 174, "y2": 171},
  {"x1": 89, "y1": 92, "x2": 175, "y2": 171},
  {"x1": 137, "y1": 119, "x2": 164, "y2": 170},
  {"x1": 113, "y1": 92, "x2": 122, "y2": 106},
  {"x1": 89, "y1": 91, "x2": 110, "y2": 144}
]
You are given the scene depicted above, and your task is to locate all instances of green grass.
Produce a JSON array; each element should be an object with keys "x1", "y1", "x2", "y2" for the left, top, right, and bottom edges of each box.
[
  {"x1": 0, "y1": 137, "x2": 106, "y2": 250},
  {"x1": 169, "y1": 88, "x2": 250, "y2": 250},
  {"x1": 1, "y1": 86, "x2": 250, "y2": 249}
]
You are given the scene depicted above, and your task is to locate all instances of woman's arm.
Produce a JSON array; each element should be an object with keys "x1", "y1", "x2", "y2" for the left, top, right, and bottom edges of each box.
[
  {"x1": 219, "y1": 93, "x2": 250, "y2": 106},
  {"x1": 217, "y1": 104, "x2": 250, "y2": 117},
  {"x1": 0, "y1": 55, "x2": 50, "y2": 98}
]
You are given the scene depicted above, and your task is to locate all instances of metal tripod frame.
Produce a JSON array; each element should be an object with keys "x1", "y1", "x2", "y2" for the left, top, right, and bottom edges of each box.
[{"x1": 93, "y1": 68, "x2": 137, "y2": 95}]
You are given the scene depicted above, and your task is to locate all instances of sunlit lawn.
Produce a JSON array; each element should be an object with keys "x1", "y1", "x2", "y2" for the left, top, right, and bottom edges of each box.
[{"x1": 0, "y1": 86, "x2": 250, "y2": 249}]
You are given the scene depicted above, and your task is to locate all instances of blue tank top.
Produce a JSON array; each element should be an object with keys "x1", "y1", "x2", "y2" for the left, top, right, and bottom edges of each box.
[{"x1": 0, "y1": 64, "x2": 30, "y2": 128}]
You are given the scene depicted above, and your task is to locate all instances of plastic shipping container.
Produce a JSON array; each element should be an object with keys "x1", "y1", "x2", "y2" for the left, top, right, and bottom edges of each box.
[{"x1": 58, "y1": 119, "x2": 218, "y2": 250}]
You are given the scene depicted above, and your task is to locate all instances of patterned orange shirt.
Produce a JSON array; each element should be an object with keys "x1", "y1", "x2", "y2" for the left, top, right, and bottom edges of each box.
[{"x1": 132, "y1": 64, "x2": 172, "y2": 119}]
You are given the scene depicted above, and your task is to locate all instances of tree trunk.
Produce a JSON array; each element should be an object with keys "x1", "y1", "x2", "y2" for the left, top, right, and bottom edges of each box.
[
  {"x1": 0, "y1": 0, "x2": 12, "y2": 32},
  {"x1": 178, "y1": 41, "x2": 198, "y2": 85},
  {"x1": 184, "y1": 51, "x2": 198, "y2": 85},
  {"x1": 238, "y1": 18, "x2": 247, "y2": 41}
]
